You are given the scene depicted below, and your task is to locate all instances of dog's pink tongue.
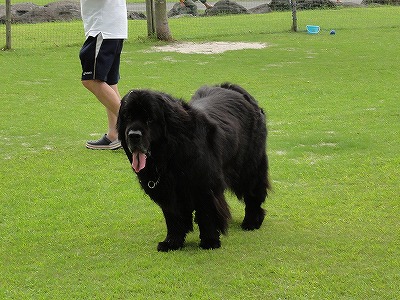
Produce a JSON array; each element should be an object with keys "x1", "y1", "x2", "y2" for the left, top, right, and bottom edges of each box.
[{"x1": 132, "y1": 152, "x2": 147, "y2": 173}]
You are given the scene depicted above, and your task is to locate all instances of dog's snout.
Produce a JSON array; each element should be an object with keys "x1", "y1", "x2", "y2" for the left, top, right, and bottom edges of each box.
[
  {"x1": 128, "y1": 129, "x2": 142, "y2": 138},
  {"x1": 127, "y1": 129, "x2": 143, "y2": 147}
]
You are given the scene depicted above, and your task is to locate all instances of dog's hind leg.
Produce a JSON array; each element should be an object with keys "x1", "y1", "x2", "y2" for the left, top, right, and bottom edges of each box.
[
  {"x1": 157, "y1": 209, "x2": 192, "y2": 252},
  {"x1": 241, "y1": 197, "x2": 266, "y2": 230},
  {"x1": 241, "y1": 154, "x2": 269, "y2": 231}
]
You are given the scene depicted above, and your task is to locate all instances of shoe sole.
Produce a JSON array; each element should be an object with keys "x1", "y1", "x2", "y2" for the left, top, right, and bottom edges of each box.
[{"x1": 86, "y1": 143, "x2": 122, "y2": 150}]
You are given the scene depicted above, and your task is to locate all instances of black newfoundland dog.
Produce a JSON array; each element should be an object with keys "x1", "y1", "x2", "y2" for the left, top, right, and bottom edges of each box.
[{"x1": 117, "y1": 83, "x2": 270, "y2": 251}]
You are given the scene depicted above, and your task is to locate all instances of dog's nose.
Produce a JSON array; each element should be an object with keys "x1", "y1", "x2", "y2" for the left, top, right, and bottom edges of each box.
[{"x1": 127, "y1": 130, "x2": 142, "y2": 142}]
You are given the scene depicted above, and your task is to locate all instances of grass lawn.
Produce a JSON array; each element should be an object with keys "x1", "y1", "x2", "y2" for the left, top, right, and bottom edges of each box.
[{"x1": 1, "y1": 6, "x2": 399, "y2": 299}]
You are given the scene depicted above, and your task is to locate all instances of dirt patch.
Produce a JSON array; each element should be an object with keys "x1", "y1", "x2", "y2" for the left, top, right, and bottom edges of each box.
[{"x1": 150, "y1": 42, "x2": 267, "y2": 54}]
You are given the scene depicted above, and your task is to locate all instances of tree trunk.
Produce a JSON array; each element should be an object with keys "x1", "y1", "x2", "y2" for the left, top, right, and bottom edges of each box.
[
  {"x1": 291, "y1": 0, "x2": 298, "y2": 32},
  {"x1": 145, "y1": 0, "x2": 155, "y2": 37},
  {"x1": 154, "y1": 0, "x2": 173, "y2": 41}
]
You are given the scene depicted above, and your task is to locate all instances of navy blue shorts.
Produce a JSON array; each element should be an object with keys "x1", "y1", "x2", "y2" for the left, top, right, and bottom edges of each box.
[{"x1": 79, "y1": 34, "x2": 124, "y2": 85}]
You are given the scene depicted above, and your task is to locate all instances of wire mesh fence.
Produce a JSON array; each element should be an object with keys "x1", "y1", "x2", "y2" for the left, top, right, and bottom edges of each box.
[{"x1": 1, "y1": 0, "x2": 276, "y2": 49}]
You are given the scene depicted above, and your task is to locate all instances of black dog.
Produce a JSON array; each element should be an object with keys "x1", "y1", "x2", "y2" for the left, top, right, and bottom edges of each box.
[{"x1": 117, "y1": 83, "x2": 270, "y2": 251}]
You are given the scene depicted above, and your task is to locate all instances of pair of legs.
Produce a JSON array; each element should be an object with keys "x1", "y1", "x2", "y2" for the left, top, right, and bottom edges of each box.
[
  {"x1": 181, "y1": 0, "x2": 213, "y2": 16},
  {"x1": 201, "y1": 1, "x2": 213, "y2": 9},
  {"x1": 156, "y1": 159, "x2": 268, "y2": 252},
  {"x1": 80, "y1": 34, "x2": 124, "y2": 146},
  {"x1": 157, "y1": 189, "x2": 265, "y2": 252},
  {"x1": 158, "y1": 188, "x2": 231, "y2": 252},
  {"x1": 82, "y1": 80, "x2": 121, "y2": 141}
]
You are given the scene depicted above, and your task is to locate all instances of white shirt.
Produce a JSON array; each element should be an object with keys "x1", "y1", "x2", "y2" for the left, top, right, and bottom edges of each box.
[{"x1": 80, "y1": 0, "x2": 128, "y2": 39}]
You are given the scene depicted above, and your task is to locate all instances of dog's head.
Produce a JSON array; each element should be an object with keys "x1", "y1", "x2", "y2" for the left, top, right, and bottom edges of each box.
[
  {"x1": 117, "y1": 90, "x2": 167, "y2": 172},
  {"x1": 118, "y1": 89, "x2": 191, "y2": 173}
]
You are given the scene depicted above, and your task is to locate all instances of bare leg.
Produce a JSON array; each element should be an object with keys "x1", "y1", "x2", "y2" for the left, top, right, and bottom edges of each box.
[{"x1": 82, "y1": 80, "x2": 121, "y2": 141}]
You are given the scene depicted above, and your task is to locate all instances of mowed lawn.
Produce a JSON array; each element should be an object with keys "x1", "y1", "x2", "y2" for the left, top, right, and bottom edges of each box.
[{"x1": 1, "y1": 6, "x2": 399, "y2": 299}]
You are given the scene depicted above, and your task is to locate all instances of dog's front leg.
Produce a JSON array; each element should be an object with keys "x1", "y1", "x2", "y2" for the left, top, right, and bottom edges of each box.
[
  {"x1": 195, "y1": 190, "x2": 230, "y2": 249},
  {"x1": 157, "y1": 208, "x2": 189, "y2": 252},
  {"x1": 195, "y1": 209, "x2": 222, "y2": 250}
]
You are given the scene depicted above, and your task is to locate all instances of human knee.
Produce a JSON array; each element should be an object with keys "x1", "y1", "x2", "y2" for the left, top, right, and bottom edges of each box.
[
  {"x1": 81, "y1": 79, "x2": 102, "y2": 92},
  {"x1": 81, "y1": 79, "x2": 92, "y2": 91},
  {"x1": 82, "y1": 79, "x2": 97, "y2": 89}
]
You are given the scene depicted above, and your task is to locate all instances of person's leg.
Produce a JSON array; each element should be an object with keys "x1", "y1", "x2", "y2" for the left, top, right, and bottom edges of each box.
[
  {"x1": 184, "y1": 0, "x2": 198, "y2": 15},
  {"x1": 82, "y1": 80, "x2": 120, "y2": 141},
  {"x1": 106, "y1": 84, "x2": 121, "y2": 141},
  {"x1": 199, "y1": 0, "x2": 213, "y2": 9}
]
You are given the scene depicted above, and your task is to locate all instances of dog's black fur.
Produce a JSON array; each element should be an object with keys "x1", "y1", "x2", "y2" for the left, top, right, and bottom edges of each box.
[{"x1": 117, "y1": 83, "x2": 270, "y2": 251}]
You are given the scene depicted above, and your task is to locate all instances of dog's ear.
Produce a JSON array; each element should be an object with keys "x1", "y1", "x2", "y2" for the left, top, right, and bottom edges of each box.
[
  {"x1": 150, "y1": 93, "x2": 170, "y2": 137},
  {"x1": 119, "y1": 90, "x2": 134, "y2": 121},
  {"x1": 117, "y1": 92, "x2": 130, "y2": 139},
  {"x1": 117, "y1": 91, "x2": 134, "y2": 163}
]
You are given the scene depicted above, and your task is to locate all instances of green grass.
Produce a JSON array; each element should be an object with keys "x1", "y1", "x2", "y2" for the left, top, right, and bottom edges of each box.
[{"x1": 1, "y1": 7, "x2": 399, "y2": 299}]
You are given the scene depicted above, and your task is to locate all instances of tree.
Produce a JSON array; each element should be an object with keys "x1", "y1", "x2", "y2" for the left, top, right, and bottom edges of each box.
[
  {"x1": 145, "y1": 0, "x2": 155, "y2": 37},
  {"x1": 146, "y1": 0, "x2": 173, "y2": 41}
]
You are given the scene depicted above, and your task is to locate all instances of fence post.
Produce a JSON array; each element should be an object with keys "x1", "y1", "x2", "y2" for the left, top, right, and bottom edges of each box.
[
  {"x1": 4, "y1": 0, "x2": 11, "y2": 49},
  {"x1": 291, "y1": 0, "x2": 298, "y2": 32}
]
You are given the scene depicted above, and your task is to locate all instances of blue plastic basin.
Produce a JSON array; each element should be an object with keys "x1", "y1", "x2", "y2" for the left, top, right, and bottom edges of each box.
[{"x1": 306, "y1": 25, "x2": 320, "y2": 34}]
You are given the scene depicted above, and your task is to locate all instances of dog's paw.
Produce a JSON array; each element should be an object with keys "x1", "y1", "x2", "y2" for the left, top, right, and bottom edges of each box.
[
  {"x1": 241, "y1": 220, "x2": 261, "y2": 231},
  {"x1": 199, "y1": 238, "x2": 221, "y2": 250},
  {"x1": 157, "y1": 240, "x2": 184, "y2": 252},
  {"x1": 241, "y1": 208, "x2": 266, "y2": 231}
]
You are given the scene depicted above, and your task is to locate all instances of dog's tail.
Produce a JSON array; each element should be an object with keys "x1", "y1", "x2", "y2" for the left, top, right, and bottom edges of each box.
[{"x1": 219, "y1": 82, "x2": 264, "y2": 114}]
